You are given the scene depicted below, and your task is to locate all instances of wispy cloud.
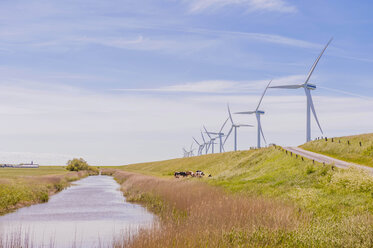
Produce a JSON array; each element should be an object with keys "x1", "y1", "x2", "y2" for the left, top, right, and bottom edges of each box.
[
  {"x1": 112, "y1": 75, "x2": 305, "y2": 94},
  {"x1": 186, "y1": 0, "x2": 297, "y2": 13}
]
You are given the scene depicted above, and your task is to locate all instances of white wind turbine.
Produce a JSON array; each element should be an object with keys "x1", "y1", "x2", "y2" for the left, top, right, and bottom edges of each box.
[
  {"x1": 203, "y1": 126, "x2": 217, "y2": 154},
  {"x1": 224, "y1": 104, "x2": 253, "y2": 151},
  {"x1": 193, "y1": 137, "x2": 204, "y2": 156},
  {"x1": 269, "y1": 38, "x2": 332, "y2": 142},
  {"x1": 189, "y1": 142, "x2": 195, "y2": 156},
  {"x1": 204, "y1": 118, "x2": 229, "y2": 153},
  {"x1": 182, "y1": 147, "x2": 189, "y2": 157},
  {"x1": 235, "y1": 80, "x2": 272, "y2": 149},
  {"x1": 200, "y1": 131, "x2": 210, "y2": 154}
]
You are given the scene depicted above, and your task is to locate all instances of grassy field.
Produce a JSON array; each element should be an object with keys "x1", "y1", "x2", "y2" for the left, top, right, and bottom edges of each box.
[
  {"x1": 301, "y1": 133, "x2": 373, "y2": 167},
  {"x1": 113, "y1": 146, "x2": 373, "y2": 247},
  {"x1": 0, "y1": 166, "x2": 87, "y2": 215},
  {"x1": 0, "y1": 166, "x2": 68, "y2": 178}
]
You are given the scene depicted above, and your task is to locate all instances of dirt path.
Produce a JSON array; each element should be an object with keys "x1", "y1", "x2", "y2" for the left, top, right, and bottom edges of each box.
[{"x1": 285, "y1": 147, "x2": 373, "y2": 175}]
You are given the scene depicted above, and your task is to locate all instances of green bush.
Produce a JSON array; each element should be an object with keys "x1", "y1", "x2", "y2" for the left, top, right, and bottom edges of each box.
[{"x1": 66, "y1": 158, "x2": 90, "y2": 171}]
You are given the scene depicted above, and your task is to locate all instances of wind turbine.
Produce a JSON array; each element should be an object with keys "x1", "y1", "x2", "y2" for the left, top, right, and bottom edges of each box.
[
  {"x1": 203, "y1": 126, "x2": 217, "y2": 154},
  {"x1": 188, "y1": 142, "x2": 195, "y2": 157},
  {"x1": 235, "y1": 80, "x2": 272, "y2": 148},
  {"x1": 193, "y1": 137, "x2": 204, "y2": 156},
  {"x1": 204, "y1": 118, "x2": 229, "y2": 153},
  {"x1": 200, "y1": 131, "x2": 210, "y2": 154},
  {"x1": 224, "y1": 104, "x2": 253, "y2": 151},
  {"x1": 269, "y1": 38, "x2": 332, "y2": 142},
  {"x1": 182, "y1": 147, "x2": 189, "y2": 157}
]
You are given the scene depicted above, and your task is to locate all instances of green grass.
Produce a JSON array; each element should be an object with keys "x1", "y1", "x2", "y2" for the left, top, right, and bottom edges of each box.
[
  {"x1": 116, "y1": 147, "x2": 373, "y2": 247},
  {"x1": 0, "y1": 167, "x2": 86, "y2": 215},
  {"x1": 119, "y1": 147, "x2": 373, "y2": 219},
  {"x1": 301, "y1": 133, "x2": 373, "y2": 167},
  {"x1": 0, "y1": 166, "x2": 68, "y2": 178}
]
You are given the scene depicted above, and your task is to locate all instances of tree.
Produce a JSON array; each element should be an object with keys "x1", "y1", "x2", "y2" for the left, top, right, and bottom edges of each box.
[{"x1": 66, "y1": 158, "x2": 90, "y2": 171}]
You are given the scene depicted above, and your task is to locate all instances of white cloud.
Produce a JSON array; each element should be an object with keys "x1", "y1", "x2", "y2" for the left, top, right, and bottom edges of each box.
[
  {"x1": 186, "y1": 0, "x2": 297, "y2": 13},
  {"x1": 112, "y1": 75, "x2": 305, "y2": 94},
  {"x1": 0, "y1": 76, "x2": 372, "y2": 166}
]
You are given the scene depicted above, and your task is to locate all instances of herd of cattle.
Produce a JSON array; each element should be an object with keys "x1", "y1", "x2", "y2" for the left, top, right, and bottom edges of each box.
[{"x1": 174, "y1": 170, "x2": 211, "y2": 178}]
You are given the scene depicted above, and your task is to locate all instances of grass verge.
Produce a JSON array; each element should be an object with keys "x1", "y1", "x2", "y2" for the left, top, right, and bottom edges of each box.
[
  {"x1": 0, "y1": 167, "x2": 89, "y2": 215},
  {"x1": 301, "y1": 133, "x2": 373, "y2": 167}
]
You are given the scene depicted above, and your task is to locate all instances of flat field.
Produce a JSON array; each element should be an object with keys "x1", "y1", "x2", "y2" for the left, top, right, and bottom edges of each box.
[{"x1": 0, "y1": 166, "x2": 68, "y2": 178}]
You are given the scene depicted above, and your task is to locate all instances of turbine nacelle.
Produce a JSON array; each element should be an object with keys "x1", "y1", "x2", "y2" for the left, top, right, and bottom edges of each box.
[{"x1": 305, "y1": 83, "x2": 316, "y2": 90}]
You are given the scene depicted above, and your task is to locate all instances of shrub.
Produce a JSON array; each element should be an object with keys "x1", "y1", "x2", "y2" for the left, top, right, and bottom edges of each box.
[{"x1": 66, "y1": 158, "x2": 90, "y2": 171}]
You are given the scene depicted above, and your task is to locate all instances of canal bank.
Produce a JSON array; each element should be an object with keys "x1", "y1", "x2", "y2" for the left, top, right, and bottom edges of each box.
[{"x1": 0, "y1": 175, "x2": 155, "y2": 247}]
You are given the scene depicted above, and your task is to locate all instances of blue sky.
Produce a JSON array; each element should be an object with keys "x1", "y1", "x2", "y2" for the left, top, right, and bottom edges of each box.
[{"x1": 0, "y1": 0, "x2": 373, "y2": 165}]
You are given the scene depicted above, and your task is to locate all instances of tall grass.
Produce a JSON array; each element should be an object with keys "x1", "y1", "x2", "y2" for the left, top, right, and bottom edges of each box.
[
  {"x1": 301, "y1": 133, "x2": 373, "y2": 167},
  {"x1": 113, "y1": 171, "x2": 305, "y2": 248}
]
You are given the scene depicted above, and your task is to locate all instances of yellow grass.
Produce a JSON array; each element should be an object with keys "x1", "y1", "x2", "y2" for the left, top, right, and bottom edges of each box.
[{"x1": 113, "y1": 171, "x2": 305, "y2": 248}]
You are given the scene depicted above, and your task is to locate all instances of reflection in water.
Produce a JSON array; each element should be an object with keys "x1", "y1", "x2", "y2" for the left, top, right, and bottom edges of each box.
[{"x1": 0, "y1": 175, "x2": 154, "y2": 247}]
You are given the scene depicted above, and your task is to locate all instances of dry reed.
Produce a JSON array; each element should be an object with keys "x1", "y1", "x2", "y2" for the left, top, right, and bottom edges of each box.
[{"x1": 112, "y1": 171, "x2": 306, "y2": 248}]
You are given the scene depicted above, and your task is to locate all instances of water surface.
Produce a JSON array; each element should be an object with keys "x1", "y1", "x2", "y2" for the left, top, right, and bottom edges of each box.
[{"x1": 0, "y1": 175, "x2": 154, "y2": 247}]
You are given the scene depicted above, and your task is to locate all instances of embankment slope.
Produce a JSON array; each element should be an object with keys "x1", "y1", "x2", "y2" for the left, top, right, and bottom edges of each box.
[
  {"x1": 115, "y1": 147, "x2": 373, "y2": 247},
  {"x1": 301, "y1": 133, "x2": 373, "y2": 167}
]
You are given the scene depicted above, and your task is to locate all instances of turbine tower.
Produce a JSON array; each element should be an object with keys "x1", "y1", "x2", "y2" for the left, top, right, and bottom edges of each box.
[
  {"x1": 269, "y1": 38, "x2": 332, "y2": 142},
  {"x1": 224, "y1": 104, "x2": 253, "y2": 151},
  {"x1": 235, "y1": 80, "x2": 272, "y2": 148}
]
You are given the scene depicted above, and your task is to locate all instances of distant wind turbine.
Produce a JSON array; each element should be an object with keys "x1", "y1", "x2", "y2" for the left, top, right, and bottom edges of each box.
[
  {"x1": 182, "y1": 147, "x2": 189, "y2": 157},
  {"x1": 269, "y1": 38, "x2": 332, "y2": 142},
  {"x1": 200, "y1": 131, "x2": 209, "y2": 154},
  {"x1": 224, "y1": 104, "x2": 253, "y2": 151},
  {"x1": 193, "y1": 137, "x2": 204, "y2": 156},
  {"x1": 203, "y1": 126, "x2": 219, "y2": 154},
  {"x1": 204, "y1": 118, "x2": 229, "y2": 153},
  {"x1": 235, "y1": 80, "x2": 272, "y2": 148}
]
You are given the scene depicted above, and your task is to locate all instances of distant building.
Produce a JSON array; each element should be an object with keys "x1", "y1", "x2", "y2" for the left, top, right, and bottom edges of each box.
[{"x1": 0, "y1": 161, "x2": 39, "y2": 168}]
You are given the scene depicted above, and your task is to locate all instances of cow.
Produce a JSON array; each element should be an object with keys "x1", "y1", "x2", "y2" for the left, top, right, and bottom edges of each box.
[
  {"x1": 186, "y1": 171, "x2": 195, "y2": 177},
  {"x1": 174, "y1": 171, "x2": 188, "y2": 178},
  {"x1": 195, "y1": 170, "x2": 205, "y2": 178}
]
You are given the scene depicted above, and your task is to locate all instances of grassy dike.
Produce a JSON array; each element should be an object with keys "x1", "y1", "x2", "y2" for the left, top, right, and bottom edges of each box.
[
  {"x1": 0, "y1": 166, "x2": 89, "y2": 215},
  {"x1": 109, "y1": 146, "x2": 373, "y2": 247},
  {"x1": 301, "y1": 133, "x2": 373, "y2": 167}
]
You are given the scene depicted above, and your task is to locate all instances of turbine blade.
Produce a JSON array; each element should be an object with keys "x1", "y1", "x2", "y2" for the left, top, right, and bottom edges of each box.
[
  {"x1": 260, "y1": 126, "x2": 267, "y2": 144},
  {"x1": 305, "y1": 89, "x2": 323, "y2": 134},
  {"x1": 227, "y1": 104, "x2": 234, "y2": 124},
  {"x1": 224, "y1": 126, "x2": 233, "y2": 145},
  {"x1": 256, "y1": 80, "x2": 272, "y2": 111},
  {"x1": 219, "y1": 117, "x2": 229, "y2": 133},
  {"x1": 193, "y1": 137, "x2": 200, "y2": 146},
  {"x1": 304, "y1": 38, "x2": 333, "y2": 85},
  {"x1": 269, "y1": 84, "x2": 303, "y2": 89},
  {"x1": 235, "y1": 111, "x2": 256, "y2": 115},
  {"x1": 203, "y1": 126, "x2": 212, "y2": 138},
  {"x1": 200, "y1": 131, "x2": 206, "y2": 143}
]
